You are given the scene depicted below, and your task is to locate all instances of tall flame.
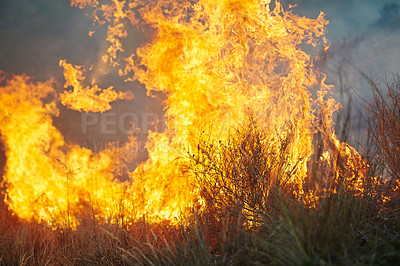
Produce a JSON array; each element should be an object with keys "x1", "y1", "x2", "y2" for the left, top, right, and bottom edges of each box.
[
  {"x1": 0, "y1": 73, "x2": 136, "y2": 227},
  {"x1": 0, "y1": 0, "x2": 366, "y2": 227}
]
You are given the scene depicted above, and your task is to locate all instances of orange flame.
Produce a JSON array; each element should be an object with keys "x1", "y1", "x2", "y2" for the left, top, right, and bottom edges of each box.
[
  {"x1": 60, "y1": 60, "x2": 134, "y2": 113},
  {"x1": 0, "y1": 72, "x2": 138, "y2": 227},
  {"x1": 0, "y1": 0, "x2": 369, "y2": 227}
]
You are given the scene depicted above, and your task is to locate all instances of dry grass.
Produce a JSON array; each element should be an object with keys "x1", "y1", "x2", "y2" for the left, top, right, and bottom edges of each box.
[
  {"x1": 1, "y1": 76, "x2": 400, "y2": 265},
  {"x1": 364, "y1": 74, "x2": 400, "y2": 180}
]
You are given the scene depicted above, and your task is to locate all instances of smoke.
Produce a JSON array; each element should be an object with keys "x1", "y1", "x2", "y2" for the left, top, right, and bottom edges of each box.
[
  {"x1": 0, "y1": 0, "x2": 101, "y2": 80},
  {"x1": 376, "y1": 2, "x2": 400, "y2": 31},
  {"x1": 318, "y1": 1, "x2": 400, "y2": 145},
  {"x1": 324, "y1": 1, "x2": 400, "y2": 92}
]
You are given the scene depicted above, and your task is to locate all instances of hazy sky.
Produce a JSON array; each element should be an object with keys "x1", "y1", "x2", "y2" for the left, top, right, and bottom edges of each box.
[
  {"x1": 292, "y1": 0, "x2": 400, "y2": 84},
  {"x1": 291, "y1": 0, "x2": 399, "y2": 39}
]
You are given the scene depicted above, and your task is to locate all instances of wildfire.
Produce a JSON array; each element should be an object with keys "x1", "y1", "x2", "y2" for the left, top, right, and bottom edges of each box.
[
  {"x1": 0, "y1": 0, "x2": 367, "y2": 227},
  {"x1": 59, "y1": 59, "x2": 134, "y2": 113}
]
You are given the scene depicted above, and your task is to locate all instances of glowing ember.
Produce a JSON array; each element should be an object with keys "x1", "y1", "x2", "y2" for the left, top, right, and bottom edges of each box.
[{"x1": 0, "y1": 0, "x2": 367, "y2": 227}]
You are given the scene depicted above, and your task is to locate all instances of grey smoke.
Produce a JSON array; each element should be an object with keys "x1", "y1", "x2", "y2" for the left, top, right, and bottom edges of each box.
[{"x1": 376, "y1": 2, "x2": 400, "y2": 31}]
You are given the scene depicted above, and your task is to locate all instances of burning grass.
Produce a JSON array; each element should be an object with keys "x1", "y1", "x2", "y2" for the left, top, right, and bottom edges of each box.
[
  {"x1": 1, "y1": 97, "x2": 400, "y2": 264},
  {"x1": 0, "y1": 0, "x2": 400, "y2": 264}
]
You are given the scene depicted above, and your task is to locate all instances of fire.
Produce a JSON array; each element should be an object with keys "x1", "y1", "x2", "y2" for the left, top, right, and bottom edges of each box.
[
  {"x1": 0, "y1": 0, "x2": 368, "y2": 227},
  {"x1": 0, "y1": 73, "x2": 136, "y2": 227},
  {"x1": 59, "y1": 60, "x2": 134, "y2": 113}
]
